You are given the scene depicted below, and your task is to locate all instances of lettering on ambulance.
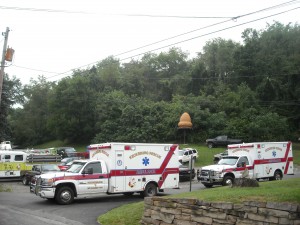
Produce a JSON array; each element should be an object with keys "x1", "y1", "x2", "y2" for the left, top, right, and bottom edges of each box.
[{"x1": 91, "y1": 149, "x2": 109, "y2": 158}]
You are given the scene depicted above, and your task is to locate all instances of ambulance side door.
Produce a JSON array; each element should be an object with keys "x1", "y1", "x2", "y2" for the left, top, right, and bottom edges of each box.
[
  {"x1": 77, "y1": 161, "x2": 108, "y2": 194},
  {"x1": 114, "y1": 150, "x2": 126, "y2": 192}
]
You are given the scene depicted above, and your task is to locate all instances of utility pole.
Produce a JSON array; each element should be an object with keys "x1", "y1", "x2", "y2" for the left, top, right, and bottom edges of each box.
[{"x1": 0, "y1": 27, "x2": 10, "y2": 109}]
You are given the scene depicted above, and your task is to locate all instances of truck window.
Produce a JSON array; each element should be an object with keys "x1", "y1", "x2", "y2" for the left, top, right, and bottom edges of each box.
[
  {"x1": 218, "y1": 156, "x2": 238, "y2": 165},
  {"x1": 85, "y1": 162, "x2": 102, "y2": 173},
  {"x1": 14, "y1": 155, "x2": 24, "y2": 161},
  {"x1": 4, "y1": 155, "x2": 11, "y2": 161},
  {"x1": 237, "y1": 156, "x2": 249, "y2": 166}
]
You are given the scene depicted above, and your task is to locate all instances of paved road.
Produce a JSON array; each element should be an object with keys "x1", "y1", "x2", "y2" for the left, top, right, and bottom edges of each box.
[
  {"x1": 0, "y1": 167, "x2": 299, "y2": 225},
  {"x1": 0, "y1": 179, "x2": 204, "y2": 225}
]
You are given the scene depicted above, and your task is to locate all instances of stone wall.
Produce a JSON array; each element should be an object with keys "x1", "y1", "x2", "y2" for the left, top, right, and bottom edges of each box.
[{"x1": 141, "y1": 197, "x2": 300, "y2": 225}]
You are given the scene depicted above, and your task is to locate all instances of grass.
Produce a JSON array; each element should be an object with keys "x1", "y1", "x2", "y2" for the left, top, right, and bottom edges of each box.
[
  {"x1": 34, "y1": 141, "x2": 88, "y2": 152},
  {"x1": 0, "y1": 184, "x2": 12, "y2": 192},
  {"x1": 98, "y1": 178, "x2": 300, "y2": 225}
]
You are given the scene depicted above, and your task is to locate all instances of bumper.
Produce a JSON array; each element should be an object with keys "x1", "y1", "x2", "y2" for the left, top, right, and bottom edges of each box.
[
  {"x1": 198, "y1": 176, "x2": 223, "y2": 184},
  {"x1": 31, "y1": 184, "x2": 55, "y2": 199}
]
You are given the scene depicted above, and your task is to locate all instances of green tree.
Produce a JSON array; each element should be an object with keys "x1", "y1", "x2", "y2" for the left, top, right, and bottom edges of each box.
[
  {"x1": 10, "y1": 76, "x2": 53, "y2": 146},
  {"x1": 48, "y1": 74, "x2": 98, "y2": 143},
  {"x1": 0, "y1": 75, "x2": 23, "y2": 142}
]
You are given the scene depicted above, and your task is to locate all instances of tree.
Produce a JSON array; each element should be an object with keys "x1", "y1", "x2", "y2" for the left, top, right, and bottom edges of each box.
[
  {"x1": 0, "y1": 75, "x2": 23, "y2": 142},
  {"x1": 10, "y1": 76, "x2": 54, "y2": 146},
  {"x1": 48, "y1": 74, "x2": 98, "y2": 143}
]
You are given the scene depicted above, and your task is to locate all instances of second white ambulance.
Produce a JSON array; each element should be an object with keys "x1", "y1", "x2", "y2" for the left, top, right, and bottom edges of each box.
[{"x1": 198, "y1": 142, "x2": 294, "y2": 187}]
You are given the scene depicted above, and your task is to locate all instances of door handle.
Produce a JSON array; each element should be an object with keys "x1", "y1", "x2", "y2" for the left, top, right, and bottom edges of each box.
[{"x1": 99, "y1": 176, "x2": 104, "y2": 179}]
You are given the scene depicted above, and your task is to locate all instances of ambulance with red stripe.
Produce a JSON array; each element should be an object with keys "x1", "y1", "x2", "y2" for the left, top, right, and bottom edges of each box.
[
  {"x1": 32, "y1": 143, "x2": 180, "y2": 204},
  {"x1": 198, "y1": 142, "x2": 293, "y2": 188}
]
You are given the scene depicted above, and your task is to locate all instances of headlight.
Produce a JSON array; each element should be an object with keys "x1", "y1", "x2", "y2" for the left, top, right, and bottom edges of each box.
[{"x1": 41, "y1": 178, "x2": 54, "y2": 186}]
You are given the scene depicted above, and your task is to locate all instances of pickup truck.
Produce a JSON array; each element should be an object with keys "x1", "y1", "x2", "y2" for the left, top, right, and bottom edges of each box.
[
  {"x1": 206, "y1": 135, "x2": 242, "y2": 148},
  {"x1": 22, "y1": 164, "x2": 61, "y2": 185}
]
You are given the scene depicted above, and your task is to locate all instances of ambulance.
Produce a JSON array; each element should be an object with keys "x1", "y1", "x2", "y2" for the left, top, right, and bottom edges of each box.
[
  {"x1": 32, "y1": 142, "x2": 180, "y2": 205},
  {"x1": 0, "y1": 150, "x2": 32, "y2": 179},
  {"x1": 0, "y1": 150, "x2": 61, "y2": 180},
  {"x1": 198, "y1": 142, "x2": 293, "y2": 187}
]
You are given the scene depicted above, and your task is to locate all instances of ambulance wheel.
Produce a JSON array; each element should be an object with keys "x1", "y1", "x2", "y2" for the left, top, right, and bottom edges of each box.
[
  {"x1": 143, "y1": 183, "x2": 157, "y2": 197},
  {"x1": 203, "y1": 184, "x2": 213, "y2": 188},
  {"x1": 22, "y1": 176, "x2": 29, "y2": 185},
  {"x1": 223, "y1": 176, "x2": 233, "y2": 186},
  {"x1": 271, "y1": 170, "x2": 282, "y2": 181},
  {"x1": 55, "y1": 186, "x2": 74, "y2": 205}
]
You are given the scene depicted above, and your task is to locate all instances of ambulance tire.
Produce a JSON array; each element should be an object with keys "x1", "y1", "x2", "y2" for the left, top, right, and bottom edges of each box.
[
  {"x1": 22, "y1": 176, "x2": 29, "y2": 185},
  {"x1": 143, "y1": 183, "x2": 158, "y2": 197},
  {"x1": 55, "y1": 186, "x2": 74, "y2": 205},
  {"x1": 223, "y1": 176, "x2": 233, "y2": 186},
  {"x1": 271, "y1": 170, "x2": 282, "y2": 181}
]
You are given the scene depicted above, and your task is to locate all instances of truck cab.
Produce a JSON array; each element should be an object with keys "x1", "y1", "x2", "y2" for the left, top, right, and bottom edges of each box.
[
  {"x1": 198, "y1": 155, "x2": 252, "y2": 187},
  {"x1": 32, "y1": 159, "x2": 109, "y2": 204}
]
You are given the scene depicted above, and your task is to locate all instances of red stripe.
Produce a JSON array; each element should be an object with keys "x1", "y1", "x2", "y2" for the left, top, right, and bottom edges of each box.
[
  {"x1": 252, "y1": 142, "x2": 292, "y2": 174},
  {"x1": 88, "y1": 145, "x2": 111, "y2": 150},
  {"x1": 53, "y1": 174, "x2": 110, "y2": 182}
]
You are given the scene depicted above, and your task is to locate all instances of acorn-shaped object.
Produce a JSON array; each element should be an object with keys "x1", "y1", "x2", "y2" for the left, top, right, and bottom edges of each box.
[{"x1": 178, "y1": 112, "x2": 192, "y2": 129}]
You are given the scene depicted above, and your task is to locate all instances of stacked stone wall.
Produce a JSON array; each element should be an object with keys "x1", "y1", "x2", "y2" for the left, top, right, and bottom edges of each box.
[{"x1": 141, "y1": 197, "x2": 300, "y2": 225}]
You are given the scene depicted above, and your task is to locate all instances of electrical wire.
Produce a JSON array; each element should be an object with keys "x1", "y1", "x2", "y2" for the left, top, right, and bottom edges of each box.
[
  {"x1": 5, "y1": 1, "x2": 300, "y2": 80},
  {"x1": 44, "y1": 6, "x2": 300, "y2": 80}
]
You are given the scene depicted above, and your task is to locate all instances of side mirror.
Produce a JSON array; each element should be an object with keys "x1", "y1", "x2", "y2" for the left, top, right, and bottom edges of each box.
[{"x1": 83, "y1": 167, "x2": 93, "y2": 174}]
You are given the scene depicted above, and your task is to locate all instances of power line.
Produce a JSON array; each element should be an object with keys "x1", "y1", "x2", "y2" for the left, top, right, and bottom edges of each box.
[
  {"x1": 64, "y1": 1, "x2": 300, "y2": 70},
  {"x1": 8, "y1": 1, "x2": 300, "y2": 80},
  {"x1": 46, "y1": 6, "x2": 300, "y2": 80},
  {"x1": 0, "y1": 5, "x2": 232, "y2": 18}
]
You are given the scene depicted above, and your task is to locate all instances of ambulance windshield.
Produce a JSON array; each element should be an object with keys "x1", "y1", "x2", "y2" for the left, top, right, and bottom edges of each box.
[
  {"x1": 218, "y1": 156, "x2": 238, "y2": 165},
  {"x1": 66, "y1": 161, "x2": 85, "y2": 173}
]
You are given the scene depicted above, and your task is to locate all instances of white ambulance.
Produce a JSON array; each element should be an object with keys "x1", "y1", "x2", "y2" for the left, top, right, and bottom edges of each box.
[
  {"x1": 32, "y1": 143, "x2": 180, "y2": 204},
  {"x1": 198, "y1": 142, "x2": 293, "y2": 188}
]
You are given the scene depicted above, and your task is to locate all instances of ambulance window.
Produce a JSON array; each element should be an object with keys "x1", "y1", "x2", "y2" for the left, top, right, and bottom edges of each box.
[
  {"x1": 4, "y1": 155, "x2": 11, "y2": 160},
  {"x1": 238, "y1": 156, "x2": 249, "y2": 166},
  {"x1": 86, "y1": 162, "x2": 102, "y2": 173},
  {"x1": 15, "y1": 155, "x2": 24, "y2": 161}
]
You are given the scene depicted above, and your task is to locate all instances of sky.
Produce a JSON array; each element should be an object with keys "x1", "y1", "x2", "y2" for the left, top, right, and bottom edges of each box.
[{"x1": 0, "y1": 0, "x2": 299, "y2": 85}]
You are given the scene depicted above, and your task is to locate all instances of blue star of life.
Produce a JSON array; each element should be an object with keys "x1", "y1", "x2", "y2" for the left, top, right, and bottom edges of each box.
[
  {"x1": 272, "y1": 151, "x2": 277, "y2": 157},
  {"x1": 142, "y1": 157, "x2": 150, "y2": 166}
]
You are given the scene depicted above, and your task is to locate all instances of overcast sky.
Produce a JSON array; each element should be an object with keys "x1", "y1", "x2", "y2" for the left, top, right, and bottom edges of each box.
[{"x1": 0, "y1": 0, "x2": 299, "y2": 84}]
